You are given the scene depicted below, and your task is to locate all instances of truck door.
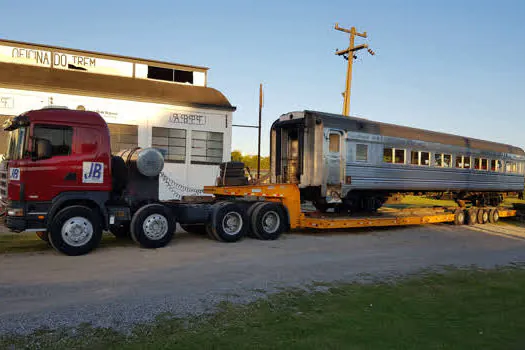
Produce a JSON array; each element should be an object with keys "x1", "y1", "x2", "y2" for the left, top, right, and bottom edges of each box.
[
  {"x1": 23, "y1": 124, "x2": 75, "y2": 201},
  {"x1": 325, "y1": 130, "x2": 344, "y2": 193}
]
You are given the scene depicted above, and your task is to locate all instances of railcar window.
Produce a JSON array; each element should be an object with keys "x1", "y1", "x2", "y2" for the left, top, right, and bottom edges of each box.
[
  {"x1": 191, "y1": 131, "x2": 224, "y2": 164},
  {"x1": 481, "y1": 159, "x2": 488, "y2": 170},
  {"x1": 474, "y1": 158, "x2": 480, "y2": 170},
  {"x1": 496, "y1": 160, "x2": 503, "y2": 172},
  {"x1": 420, "y1": 151, "x2": 430, "y2": 166},
  {"x1": 383, "y1": 148, "x2": 393, "y2": 163},
  {"x1": 455, "y1": 156, "x2": 463, "y2": 168},
  {"x1": 434, "y1": 153, "x2": 443, "y2": 167},
  {"x1": 443, "y1": 154, "x2": 452, "y2": 167},
  {"x1": 464, "y1": 157, "x2": 471, "y2": 169},
  {"x1": 355, "y1": 144, "x2": 368, "y2": 162},
  {"x1": 394, "y1": 149, "x2": 405, "y2": 164},
  {"x1": 410, "y1": 151, "x2": 419, "y2": 165},
  {"x1": 490, "y1": 159, "x2": 502, "y2": 172},
  {"x1": 329, "y1": 134, "x2": 340, "y2": 153}
]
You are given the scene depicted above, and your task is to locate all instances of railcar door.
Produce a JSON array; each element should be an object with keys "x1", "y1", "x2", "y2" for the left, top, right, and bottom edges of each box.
[{"x1": 325, "y1": 129, "x2": 344, "y2": 196}]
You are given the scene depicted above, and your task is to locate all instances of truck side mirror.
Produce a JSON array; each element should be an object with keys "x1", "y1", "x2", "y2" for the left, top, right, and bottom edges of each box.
[{"x1": 34, "y1": 139, "x2": 52, "y2": 160}]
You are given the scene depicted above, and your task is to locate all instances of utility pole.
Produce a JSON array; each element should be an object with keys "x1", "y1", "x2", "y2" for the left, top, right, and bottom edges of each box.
[
  {"x1": 334, "y1": 23, "x2": 375, "y2": 116},
  {"x1": 257, "y1": 83, "x2": 263, "y2": 181}
]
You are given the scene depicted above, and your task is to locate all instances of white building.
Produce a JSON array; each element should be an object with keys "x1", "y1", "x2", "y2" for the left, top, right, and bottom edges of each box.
[{"x1": 0, "y1": 39, "x2": 235, "y2": 199}]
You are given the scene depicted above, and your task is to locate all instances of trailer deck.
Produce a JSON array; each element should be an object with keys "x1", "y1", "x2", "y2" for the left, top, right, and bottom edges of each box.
[{"x1": 204, "y1": 184, "x2": 517, "y2": 230}]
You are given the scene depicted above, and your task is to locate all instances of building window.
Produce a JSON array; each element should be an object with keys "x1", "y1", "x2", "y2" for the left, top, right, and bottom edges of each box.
[
  {"x1": 33, "y1": 124, "x2": 73, "y2": 157},
  {"x1": 329, "y1": 134, "x2": 340, "y2": 153},
  {"x1": 152, "y1": 127, "x2": 186, "y2": 163},
  {"x1": 355, "y1": 144, "x2": 368, "y2": 162},
  {"x1": 108, "y1": 123, "x2": 138, "y2": 155},
  {"x1": 191, "y1": 131, "x2": 223, "y2": 164}
]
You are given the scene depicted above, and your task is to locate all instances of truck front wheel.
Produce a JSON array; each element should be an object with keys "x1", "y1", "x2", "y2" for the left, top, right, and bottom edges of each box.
[
  {"x1": 48, "y1": 206, "x2": 103, "y2": 256},
  {"x1": 131, "y1": 204, "x2": 175, "y2": 249}
]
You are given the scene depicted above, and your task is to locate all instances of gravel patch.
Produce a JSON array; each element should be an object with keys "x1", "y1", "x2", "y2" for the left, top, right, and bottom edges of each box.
[{"x1": 1, "y1": 223, "x2": 525, "y2": 335}]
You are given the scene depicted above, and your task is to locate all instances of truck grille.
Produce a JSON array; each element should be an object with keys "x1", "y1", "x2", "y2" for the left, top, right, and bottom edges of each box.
[{"x1": 0, "y1": 162, "x2": 8, "y2": 200}]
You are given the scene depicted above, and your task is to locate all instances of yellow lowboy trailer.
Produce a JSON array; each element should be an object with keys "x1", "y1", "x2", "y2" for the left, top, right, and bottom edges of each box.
[{"x1": 204, "y1": 183, "x2": 516, "y2": 230}]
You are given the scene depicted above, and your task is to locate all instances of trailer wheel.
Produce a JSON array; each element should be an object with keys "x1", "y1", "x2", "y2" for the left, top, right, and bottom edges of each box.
[
  {"x1": 466, "y1": 208, "x2": 477, "y2": 225},
  {"x1": 453, "y1": 209, "x2": 465, "y2": 225},
  {"x1": 477, "y1": 208, "x2": 489, "y2": 224},
  {"x1": 209, "y1": 202, "x2": 247, "y2": 242},
  {"x1": 251, "y1": 202, "x2": 286, "y2": 240},
  {"x1": 181, "y1": 224, "x2": 207, "y2": 235},
  {"x1": 110, "y1": 223, "x2": 130, "y2": 239},
  {"x1": 246, "y1": 202, "x2": 265, "y2": 237},
  {"x1": 489, "y1": 209, "x2": 499, "y2": 223},
  {"x1": 130, "y1": 204, "x2": 175, "y2": 248},
  {"x1": 48, "y1": 205, "x2": 102, "y2": 256}
]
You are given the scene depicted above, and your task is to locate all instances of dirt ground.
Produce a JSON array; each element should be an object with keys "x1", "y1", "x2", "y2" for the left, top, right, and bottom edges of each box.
[{"x1": 1, "y1": 222, "x2": 525, "y2": 334}]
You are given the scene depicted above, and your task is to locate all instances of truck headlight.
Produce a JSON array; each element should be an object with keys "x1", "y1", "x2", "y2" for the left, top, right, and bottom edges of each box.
[{"x1": 7, "y1": 208, "x2": 24, "y2": 217}]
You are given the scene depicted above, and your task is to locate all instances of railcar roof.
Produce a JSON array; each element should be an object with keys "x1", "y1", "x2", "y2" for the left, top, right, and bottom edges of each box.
[{"x1": 301, "y1": 110, "x2": 525, "y2": 156}]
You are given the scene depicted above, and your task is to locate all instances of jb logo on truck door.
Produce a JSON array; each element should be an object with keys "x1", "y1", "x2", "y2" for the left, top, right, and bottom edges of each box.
[
  {"x1": 9, "y1": 168, "x2": 20, "y2": 181},
  {"x1": 82, "y1": 162, "x2": 104, "y2": 184}
]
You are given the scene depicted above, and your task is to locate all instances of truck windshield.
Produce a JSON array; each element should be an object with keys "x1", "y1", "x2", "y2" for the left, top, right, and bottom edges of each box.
[{"x1": 5, "y1": 127, "x2": 27, "y2": 160}]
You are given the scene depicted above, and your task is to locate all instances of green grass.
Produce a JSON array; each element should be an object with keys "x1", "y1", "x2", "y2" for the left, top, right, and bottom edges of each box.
[
  {"x1": 386, "y1": 195, "x2": 457, "y2": 209},
  {"x1": 2, "y1": 267, "x2": 525, "y2": 349},
  {"x1": 0, "y1": 232, "x2": 133, "y2": 254}
]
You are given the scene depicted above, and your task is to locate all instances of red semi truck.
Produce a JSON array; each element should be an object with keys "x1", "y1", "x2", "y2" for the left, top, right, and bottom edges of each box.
[{"x1": 0, "y1": 107, "x2": 289, "y2": 255}]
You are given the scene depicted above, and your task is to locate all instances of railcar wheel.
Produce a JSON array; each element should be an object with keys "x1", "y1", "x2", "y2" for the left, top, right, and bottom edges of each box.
[
  {"x1": 466, "y1": 208, "x2": 477, "y2": 225},
  {"x1": 454, "y1": 210, "x2": 465, "y2": 225},
  {"x1": 208, "y1": 202, "x2": 248, "y2": 242},
  {"x1": 489, "y1": 209, "x2": 500, "y2": 223},
  {"x1": 251, "y1": 202, "x2": 287, "y2": 240},
  {"x1": 130, "y1": 204, "x2": 175, "y2": 248}
]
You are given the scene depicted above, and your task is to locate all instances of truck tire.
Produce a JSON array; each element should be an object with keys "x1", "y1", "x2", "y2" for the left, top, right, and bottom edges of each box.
[
  {"x1": 181, "y1": 224, "x2": 207, "y2": 235},
  {"x1": 48, "y1": 205, "x2": 103, "y2": 256},
  {"x1": 130, "y1": 204, "x2": 175, "y2": 249},
  {"x1": 251, "y1": 202, "x2": 286, "y2": 240},
  {"x1": 208, "y1": 202, "x2": 247, "y2": 242},
  {"x1": 109, "y1": 223, "x2": 130, "y2": 239}
]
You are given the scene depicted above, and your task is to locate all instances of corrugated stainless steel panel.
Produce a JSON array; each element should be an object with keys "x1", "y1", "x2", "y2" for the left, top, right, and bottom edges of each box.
[{"x1": 343, "y1": 163, "x2": 523, "y2": 193}]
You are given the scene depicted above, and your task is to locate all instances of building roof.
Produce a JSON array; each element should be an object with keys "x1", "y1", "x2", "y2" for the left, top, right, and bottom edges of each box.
[
  {"x1": 0, "y1": 62, "x2": 235, "y2": 111},
  {"x1": 0, "y1": 38, "x2": 208, "y2": 72}
]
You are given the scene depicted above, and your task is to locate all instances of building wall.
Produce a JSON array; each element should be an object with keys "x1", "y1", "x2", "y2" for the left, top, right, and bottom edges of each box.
[{"x1": 0, "y1": 87, "x2": 232, "y2": 199}]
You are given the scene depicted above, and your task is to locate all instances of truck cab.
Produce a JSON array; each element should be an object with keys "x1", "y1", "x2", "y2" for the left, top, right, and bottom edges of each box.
[{"x1": 0, "y1": 107, "x2": 175, "y2": 255}]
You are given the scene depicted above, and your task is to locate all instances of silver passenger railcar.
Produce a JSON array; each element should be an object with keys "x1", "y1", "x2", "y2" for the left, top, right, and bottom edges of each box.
[{"x1": 270, "y1": 110, "x2": 525, "y2": 212}]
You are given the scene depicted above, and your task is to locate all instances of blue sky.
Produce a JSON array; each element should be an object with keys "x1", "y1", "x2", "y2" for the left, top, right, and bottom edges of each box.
[{"x1": 2, "y1": 0, "x2": 524, "y2": 155}]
